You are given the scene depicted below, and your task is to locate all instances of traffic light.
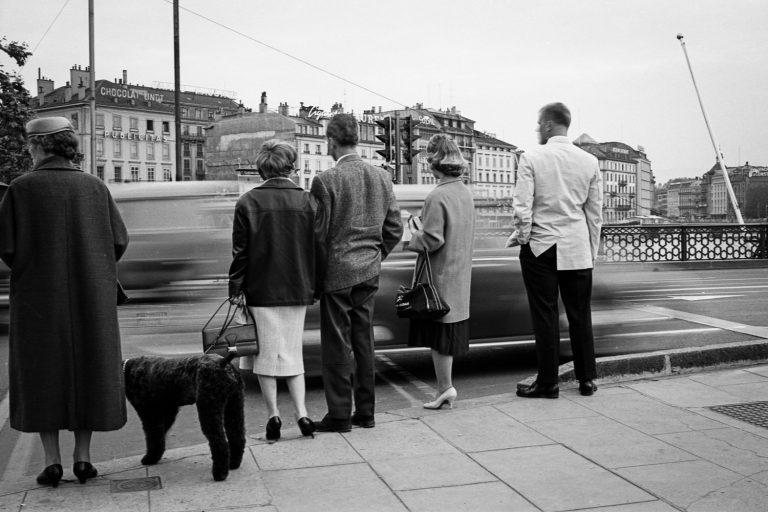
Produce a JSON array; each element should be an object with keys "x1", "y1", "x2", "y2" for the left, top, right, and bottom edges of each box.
[
  {"x1": 375, "y1": 117, "x2": 395, "y2": 162},
  {"x1": 400, "y1": 116, "x2": 421, "y2": 164}
]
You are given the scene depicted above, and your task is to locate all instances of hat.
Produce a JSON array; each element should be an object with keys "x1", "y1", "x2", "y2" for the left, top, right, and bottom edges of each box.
[{"x1": 26, "y1": 117, "x2": 75, "y2": 137}]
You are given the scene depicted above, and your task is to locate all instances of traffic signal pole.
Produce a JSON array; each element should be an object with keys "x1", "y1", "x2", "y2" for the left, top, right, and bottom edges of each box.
[{"x1": 394, "y1": 111, "x2": 402, "y2": 184}]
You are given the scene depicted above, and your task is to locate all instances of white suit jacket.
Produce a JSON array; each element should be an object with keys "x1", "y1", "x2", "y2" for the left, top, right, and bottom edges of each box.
[{"x1": 512, "y1": 136, "x2": 603, "y2": 270}]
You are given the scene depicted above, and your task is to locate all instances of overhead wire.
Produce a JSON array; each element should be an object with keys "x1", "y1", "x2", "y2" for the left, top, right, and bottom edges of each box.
[{"x1": 32, "y1": 0, "x2": 72, "y2": 54}]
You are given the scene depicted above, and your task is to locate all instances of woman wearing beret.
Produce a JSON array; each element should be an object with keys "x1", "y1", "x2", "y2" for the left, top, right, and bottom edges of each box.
[
  {"x1": 0, "y1": 117, "x2": 129, "y2": 487},
  {"x1": 406, "y1": 134, "x2": 475, "y2": 410},
  {"x1": 228, "y1": 139, "x2": 323, "y2": 442}
]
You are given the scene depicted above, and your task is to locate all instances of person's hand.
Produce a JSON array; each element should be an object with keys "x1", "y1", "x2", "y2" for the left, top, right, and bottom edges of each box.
[
  {"x1": 228, "y1": 294, "x2": 241, "y2": 304},
  {"x1": 408, "y1": 215, "x2": 423, "y2": 234},
  {"x1": 505, "y1": 230, "x2": 521, "y2": 248}
]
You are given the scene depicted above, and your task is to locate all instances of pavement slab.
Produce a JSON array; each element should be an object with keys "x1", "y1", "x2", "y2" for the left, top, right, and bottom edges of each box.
[
  {"x1": 627, "y1": 378, "x2": 744, "y2": 407},
  {"x1": 421, "y1": 405, "x2": 552, "y2": 453},
  {"x1": 0, "y1": 492, "x2": 24, "y2": 512},
  {"x1": 343, "y1": 418, "x2": 456, "y2": 461},
  {"x1": 688, "y1": 367, "x2": 768, "y2": 387},
  {"x1": 528, "y1": 415, "x2": 696, "y2": 469},
  {"x1": 396, "y1": 481, "x2": 538, "y2": 512},
  {"x1": 717, "y1": 381, "x2": 768, "y2": 402},
  {"x1": 368, "y1": 452, "x2": 495, "y2": 491},
  {"x1": 250, "y1": 433, "x2": 362, "y2": 471},
  {"x1": 261, "y1": 463, "x2": 406, "y2": 512},
  {"x1": 146, "y1": 451, "x2": 270, "y2": 512},
  {"x1": 687, "y1": 478, "x2": 768, "y2": 512},
  {"x1": 495, "y1": 395, "x2": 598, "y2": 423},
  {"x1": 577, "y1": 502, "x2": 680, "y2": 512},
  {"x1": 616, "y1": 460, "x2": 743, "y2": 509},
  {"x1": 655, "y1": 427, "x2": 768, "y2": 476},
  {"x1": 13, "y1": 476, "x2": 150, "y2": 512},
  {"x1": 471, "y1": 445, "x2": 653, "y2": 512},
  {"x1": 574, "y1": 391, "x2": 726, "y2": 435},
  {"x1": 746, "y1": 365, "x2": 768, "y2": 378}
]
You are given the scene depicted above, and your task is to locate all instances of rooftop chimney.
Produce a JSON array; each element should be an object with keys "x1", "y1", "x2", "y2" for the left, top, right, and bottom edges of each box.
[
  {"x1": 259, "y1": 91, "x2": 268, "y2": 113},
  {"x1": 123, "y1": 70, "x2": 128, "y2": 85}
]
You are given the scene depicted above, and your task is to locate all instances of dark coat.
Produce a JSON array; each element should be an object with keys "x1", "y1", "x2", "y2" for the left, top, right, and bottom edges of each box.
[
  {"x1": 228, "y1": 178, "x2": 323, "y2": 306},
  {"x1": 0, "y1": 156, "x2": 129, "y2": 432},
  {"x1": 310, "y1": 154, "x2": 403, "y2": 291}
]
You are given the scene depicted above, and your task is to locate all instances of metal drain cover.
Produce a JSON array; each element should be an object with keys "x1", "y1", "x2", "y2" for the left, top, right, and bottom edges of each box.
[
  {"x1": 709, "y1": 401, "x2": 768, "y2": 429},
  {"x1": 110, "y1": 476, "x2": 162, "y2": 493}
]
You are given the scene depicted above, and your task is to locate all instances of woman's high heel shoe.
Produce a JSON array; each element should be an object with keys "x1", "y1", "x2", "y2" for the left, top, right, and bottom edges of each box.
[
  {"x1": 36, "y1": 464, "x2": 63, "y2": 487},
  {"x1": 423, "y1": 387, "x2": 457, "y2": 410},
  {"x1": 297, "y1": 417, "x2": 316, "y2": 438},
  {"x1": 73, "y1": 461, "x2": 98, "y2": 484},
  {"x1": 266, "y1": 416, "x2": 281, "y2": 442}
]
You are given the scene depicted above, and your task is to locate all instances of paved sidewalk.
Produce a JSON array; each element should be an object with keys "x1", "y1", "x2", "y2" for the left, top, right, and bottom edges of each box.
[{"x1": 2, "y1": 364, "x2": 768, "y2": 512}]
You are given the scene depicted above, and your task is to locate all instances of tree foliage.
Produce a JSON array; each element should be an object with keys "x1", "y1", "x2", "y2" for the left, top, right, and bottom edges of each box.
[{"x1": 0, "y1": 37, "x2": 34, "y2": 184}]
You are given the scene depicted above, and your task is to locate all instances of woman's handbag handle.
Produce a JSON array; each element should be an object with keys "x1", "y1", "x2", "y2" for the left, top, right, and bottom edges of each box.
[{"x1": 202, "y1": 296, "x2": 246, "y2": 354}]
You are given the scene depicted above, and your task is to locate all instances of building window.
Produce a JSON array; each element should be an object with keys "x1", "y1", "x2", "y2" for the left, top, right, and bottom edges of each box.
[
  {"x1": 113, "y1": 115, "x2": 122, "y2": 130},
  {"x1": 196, "y1": 126, "x2": 203, "y2": 136},
  {"x1": 183, "y1": 160, "x2": 191, "y2": 176},
  {"x1": 162, "y1": 143, "x2": 170, "y2": 160},
  {"x1": 130, "y1": 141, "x2": 139, "y2": 159},
  {"x1": 182, "y1": 124, "x2": 189, "y2": 136},
  {"x1": 304, "y1": 160, "x2": 310, "y2": 170},
  {"x1": 96, "y1": 138, "x2": 103, "y2": 157},
  {"x1": 196, "y1": 143, "x2": 203, "y2": 157},
  {"x1": 196, "y1": 159, "x2": 203, "y2": 174},
  {"x1": 163, "y1": 168, "x2": 172, "y2": 181},
  {"x1": 181, "y1": 107, "x2": 188, "y2": 117},
  {"x1": 195, "y1": 109, "x2": 202, "y2": 120},
  {"x1": 147, "y1": 142, "x2": 155, "y2": 160},
  {"x1": 96, "y1": 113, "x2": 104, "y2": 128},
  {"x1": 315, "y1": 144, "x2": 321, "y2": 155},
  {"x1": 130, "y1": 165, "x2": 140, "y2": 182},
  {"x1": 114, "y1": 165, "x2": 122, "y2": 182},
  {"x1": 96, "y1": 165, "x2": 104, "y2": 180},
  {"x1": 147, "y1": 167, "x2": 155, "y2": 182},
  {"x1": 162, "y1": 121, "x2": 170, "y2": 133},
  {"x1": 303, "y1": 144, "x2": 310, "y2": 154},
  {"x1": 71, "y1": 113, "x2": 79, "y2": 130},
  {"x1": 183, "y1": 143, "x2": 190, "y2": 157},
  {"x1": 361, "y1": 149, "x2": 367, "y2": 159},
  {"x1": 113, "y1": 140, "x2": 122, "y2": 157},
  {"x1": 305, "y1": 178, "x2": 310, "y2": 189},
  {"x1": 146, "y1": 119, "x2": 154, "y2": 132},
  {"x1": 130, "y1": 117, "x2": 138, "y2": 131}
]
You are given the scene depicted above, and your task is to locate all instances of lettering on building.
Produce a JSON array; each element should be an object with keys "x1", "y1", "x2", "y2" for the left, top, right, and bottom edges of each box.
[
  {"x1": 99, "y1": 86, "x2": 165, "y2": 103},
  {"x1": 104, "y1": 130, "x2": 167, "y2": 142}
]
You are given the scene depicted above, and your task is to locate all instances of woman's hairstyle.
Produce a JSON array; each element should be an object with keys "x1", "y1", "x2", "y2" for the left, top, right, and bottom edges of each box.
[
  {"x1": 426, "y1": 134, "x2": 466, "y2": 177},
  {"x1": 255, "y1": 139, "x2": 297, "y2": 179},
  {"x1": 325, "y1": 114, "x2": 359, "y2": 146},
  {"x1": 539, "y1": 102, "x2": 571, "y2": 128},
  {"x1": 28, "y1": 131, "x2": 81, "y2": 161}
]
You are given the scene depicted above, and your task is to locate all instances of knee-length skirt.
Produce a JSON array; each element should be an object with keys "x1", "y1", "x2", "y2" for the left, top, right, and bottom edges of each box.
[{"x1": 239, "y1": 305, "x2": 307, "y2": 377}]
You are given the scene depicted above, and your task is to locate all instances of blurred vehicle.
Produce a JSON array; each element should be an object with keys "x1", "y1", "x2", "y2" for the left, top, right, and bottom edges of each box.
[{"x1": 103, "y1": 180, "x2": 534, "y2": 348}]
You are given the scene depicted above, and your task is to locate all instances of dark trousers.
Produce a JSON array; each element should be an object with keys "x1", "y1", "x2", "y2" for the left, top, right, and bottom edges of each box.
[
  {"x1": 519, "y1": 244, "x2": 597, "y2": 384},
  {"x1": 320, "y1": 276, "x2": 379, "y2": 421}
]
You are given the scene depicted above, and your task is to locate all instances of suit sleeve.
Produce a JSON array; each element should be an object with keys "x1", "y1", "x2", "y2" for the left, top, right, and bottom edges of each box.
[
  {"x1": 512, "y1": 154, "x2": 534, "y2": 244},
  {"x1": 228, "y1": 201, "x2": 249, "y2": 297},
  {"x1": 584, "y1": 162, "x2": 604, "y2": 261},
  {"x1": 407, "y1": 193, "x2": 446, "y2": 254},
  {"x1": 380, "y1": 181, "x2": 403, "y2": 259},
  {"x1": 310, "y1": 193, "x2": 328, "y2": 297},
  {"x1": 0, "y1": 187, "x2": 16, "y2": 268}
]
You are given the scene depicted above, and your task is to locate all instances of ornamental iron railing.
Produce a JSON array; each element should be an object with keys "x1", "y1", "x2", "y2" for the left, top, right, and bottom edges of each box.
[{"x1": 600, "y1": 224, "x2": 768, "y2": 262}]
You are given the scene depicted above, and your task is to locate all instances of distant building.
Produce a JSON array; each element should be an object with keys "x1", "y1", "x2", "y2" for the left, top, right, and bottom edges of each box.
[
  {"x1": 473, "y1": 131, "x2": 518, "y2": 199},
  {"x1": 32, "y1": 66, "x2": 241, "y2": 182},
  {"x1": 574, "y1": 134, "x2": 655, "y2": 223},
  {"x1": 701, "y1": 162, "x2": 768, "y2": 221}
]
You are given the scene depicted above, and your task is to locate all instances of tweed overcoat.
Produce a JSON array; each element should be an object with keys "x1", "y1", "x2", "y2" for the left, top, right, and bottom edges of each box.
[
  {"x1": 407, "y1": 178, "x2": 475, "y2": 323},
  {"x1": 310, "y1": 154, "x2": 403, "y2": 292},
  {"x1": 0, "y1": 156, "x2": 129, "y2": 432}
]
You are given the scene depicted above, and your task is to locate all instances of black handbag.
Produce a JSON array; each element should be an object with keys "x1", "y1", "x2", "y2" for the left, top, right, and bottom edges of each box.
[
  {"x1": 395, "y1": 250, "x2": 450, "y2": 319},
  {"x1": 202, "y1": 296, "x2": 259, "y2": 357}
]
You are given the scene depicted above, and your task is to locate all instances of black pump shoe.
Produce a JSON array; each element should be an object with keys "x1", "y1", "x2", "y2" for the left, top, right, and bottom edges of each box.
[
  {"x1": 266, "y1": 416, "x2": 282, "y2": 442},
  {"x1": 73, "y1": 461, "x2": 98, "y2": 484},
  {"x1": 36, "y1": 464, "x2": 63, "y2": 487},
  {"x1": 297, "y1": 417, "x2": 316, "y2": 437}
]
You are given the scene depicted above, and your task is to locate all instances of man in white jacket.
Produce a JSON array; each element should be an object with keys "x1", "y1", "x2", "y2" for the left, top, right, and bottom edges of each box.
[{"x1": 511, "y1": 102, "x2": 603, "y2": 399}]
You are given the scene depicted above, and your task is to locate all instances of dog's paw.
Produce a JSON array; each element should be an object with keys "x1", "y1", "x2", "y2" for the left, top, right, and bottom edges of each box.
[
  {"x1": 212, "y1": 468, "x2": 229, "y2": 481},
  {"x1": 141, "y1": 454, "x2": 161, "y2": 465},
  {"x1": 229, "y1": 459, "x2": 242, "y2": 470}
]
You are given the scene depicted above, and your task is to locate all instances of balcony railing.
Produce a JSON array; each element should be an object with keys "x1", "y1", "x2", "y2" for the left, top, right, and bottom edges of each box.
[{"x1": 600, "y1": 224, "x2": 768, "y2": 261}]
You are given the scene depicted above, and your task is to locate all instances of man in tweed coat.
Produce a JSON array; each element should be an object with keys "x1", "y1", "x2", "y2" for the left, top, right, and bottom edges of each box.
[{"x1": 310, "y1": 114, "x2": 403, "y2": 432}]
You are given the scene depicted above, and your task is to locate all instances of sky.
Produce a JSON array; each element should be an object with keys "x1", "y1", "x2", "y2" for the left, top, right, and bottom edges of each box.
[{"x1": 2, "y1": 0, "x2": 767, "y2": 184}]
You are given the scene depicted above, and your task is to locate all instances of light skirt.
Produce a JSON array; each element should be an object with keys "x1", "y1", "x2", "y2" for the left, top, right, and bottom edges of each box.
[{"x1": 239, "y1": 305, "x2": 307, "y2": 377}]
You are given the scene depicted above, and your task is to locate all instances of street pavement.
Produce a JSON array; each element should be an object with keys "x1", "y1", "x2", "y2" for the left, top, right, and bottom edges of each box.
[{"x1": 2, "y1": 360, "x2": 768, "y2": 511}]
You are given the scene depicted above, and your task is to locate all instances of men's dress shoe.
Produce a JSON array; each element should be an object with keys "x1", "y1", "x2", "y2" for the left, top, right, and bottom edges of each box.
[
  {"x1": 73, "y1": 461, "x2": 98, "y2": 484},
  {"x1": 36, "y1": 464, "x2": 63, "y2": 487},
  {"x1": 266, "y1": 416, "x2": 282, "y2": 442},
  {"x1": 351, "y1": 412, "x2": 375, "y2": 428},
  {"x1": 516, "y1": 382, "x2": 559, "y2": 399},
  {"x1": 579, "y1": 380, "x2": 598, "y2": 396},
  {"x1": 314, "y1": 414, "x2": 351, "y2": 433},
  {"x1": 297, "y1": 417, "x2": 316, "y2": 437}
]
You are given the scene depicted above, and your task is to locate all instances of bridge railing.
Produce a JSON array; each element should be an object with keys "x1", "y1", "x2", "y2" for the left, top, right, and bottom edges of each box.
[{"x1": 600, "y1": 224, "x2": 768, "y2": 262}]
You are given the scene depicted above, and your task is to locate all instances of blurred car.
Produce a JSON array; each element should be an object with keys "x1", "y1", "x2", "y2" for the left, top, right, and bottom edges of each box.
[{"x1": 105, "y1": 180, "x2": 533, "y2": 348}]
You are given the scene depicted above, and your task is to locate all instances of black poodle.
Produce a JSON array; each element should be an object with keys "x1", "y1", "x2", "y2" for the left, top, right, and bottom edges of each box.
[{"x1": 123, "y1": 353, "x2": 246, "y2": 481}]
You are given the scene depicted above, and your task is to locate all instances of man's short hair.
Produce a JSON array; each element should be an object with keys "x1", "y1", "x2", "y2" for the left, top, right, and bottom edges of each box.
[
  {"x1": 326, "y1": 114, "x2": 358, "y2": 146},
  {"x1": 255, "y1": 139, "x2": 297, "y2": 179},
  {"x1": 539, "y1": 102, "x2": 571, "y2": 128}
]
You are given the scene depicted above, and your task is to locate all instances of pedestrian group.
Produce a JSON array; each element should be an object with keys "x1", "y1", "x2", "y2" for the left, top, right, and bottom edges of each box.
[{"x1": 0, "y1": 101, "x2": 603, "y2": 486}]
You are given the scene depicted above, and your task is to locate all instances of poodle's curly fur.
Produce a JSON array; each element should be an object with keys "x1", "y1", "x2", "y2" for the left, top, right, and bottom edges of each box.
[{"x1": 123, "y1": 354, "x2": 246, "y2": 481}]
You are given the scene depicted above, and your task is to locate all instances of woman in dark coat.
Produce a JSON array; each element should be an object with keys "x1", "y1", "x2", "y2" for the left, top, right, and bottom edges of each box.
[{"x1": 0, "y1": 117, "x2": 129, "y2": 487}]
